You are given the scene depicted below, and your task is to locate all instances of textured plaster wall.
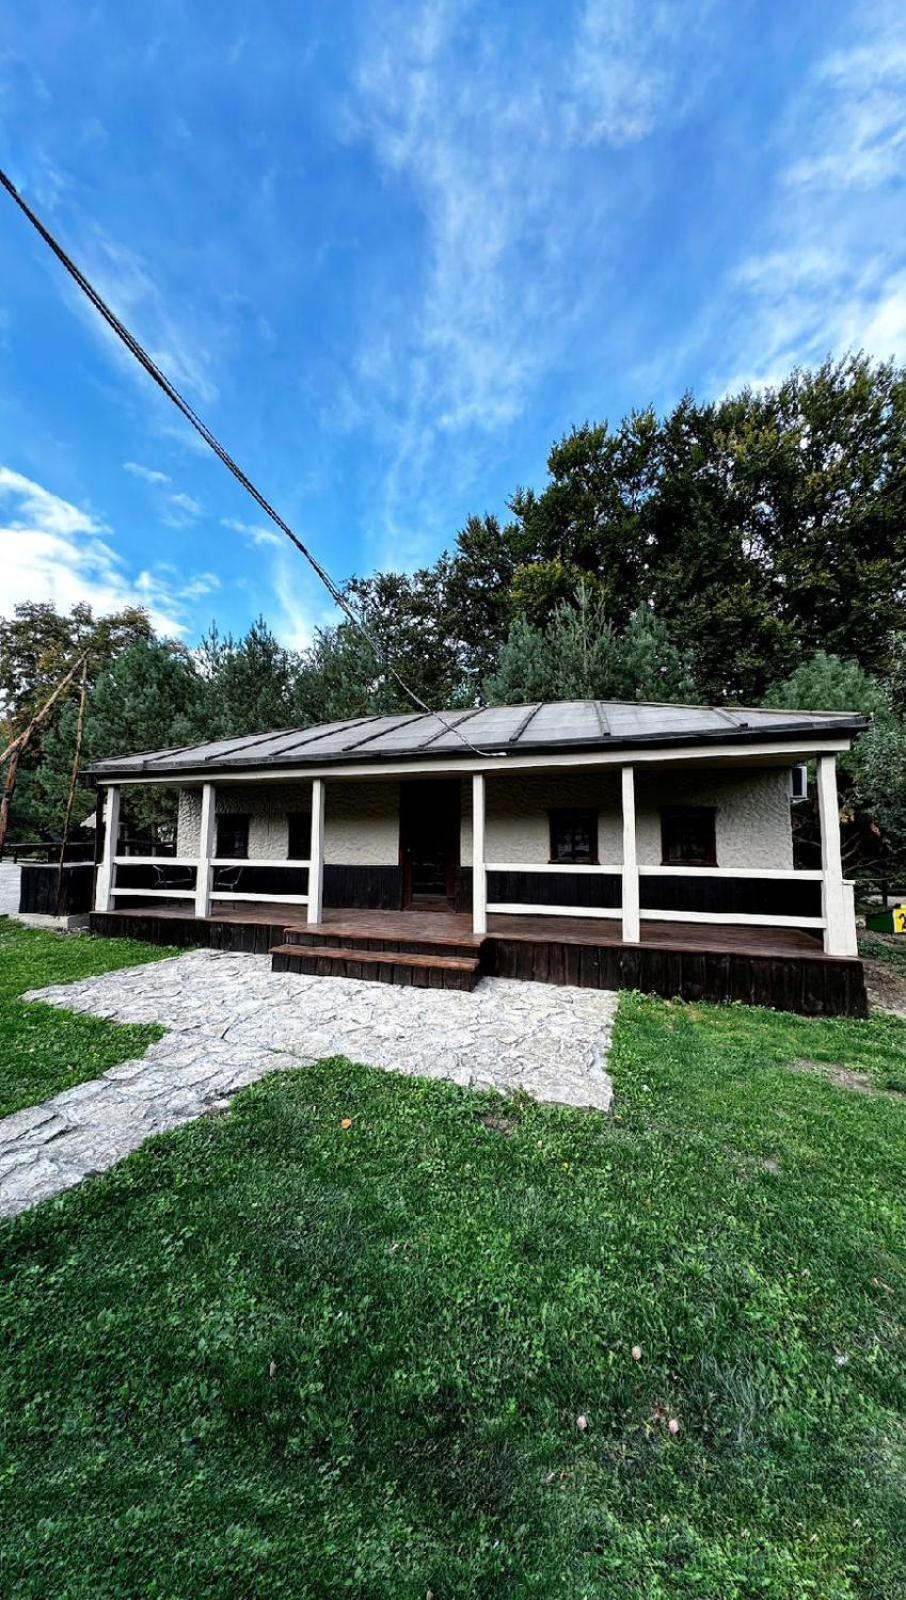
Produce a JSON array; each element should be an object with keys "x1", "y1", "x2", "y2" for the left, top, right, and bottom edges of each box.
[
  {"x1": 463, "y1": 767, "x2": 793, "y2": 869},
  {"x1": 175, "y1": 766, "x2": 793, "y2": 870},
  {"x1": 460, "y1": 773, "x2": 622, "y2": 865},
  {"x1": 324, "y1": 781, "x2": 400, "y2": 865},
  {"x1": 634, "y1": 768, "x2": 793, "y2": 869},
  {"x1": 176, "y1": 781, "x2": 400, "y2": 864}
]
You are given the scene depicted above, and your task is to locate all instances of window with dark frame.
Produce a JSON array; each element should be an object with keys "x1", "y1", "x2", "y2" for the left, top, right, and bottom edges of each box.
[
  {"x1": 286, "y1": 812, "x2": 310, "y2": 860},
  {"x1": 215, "y1": 813, "x2": 250, "y2": 861},
  {"x1": 549, "y1": 808, "x2": 598, "y2": 864},
  {"x1": 660, "y1": 806, "x2": 717, "y2": 866}
]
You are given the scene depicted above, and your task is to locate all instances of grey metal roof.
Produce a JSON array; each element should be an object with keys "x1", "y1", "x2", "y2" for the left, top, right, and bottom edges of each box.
[{"x1": 87, "y1": 700, "x2": 869, "y2": 780}]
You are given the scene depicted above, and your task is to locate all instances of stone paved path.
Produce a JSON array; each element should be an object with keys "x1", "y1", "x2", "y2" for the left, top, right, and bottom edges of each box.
[{"x1": 0, "y1": 953, "x2": 617, "y2": 1216}]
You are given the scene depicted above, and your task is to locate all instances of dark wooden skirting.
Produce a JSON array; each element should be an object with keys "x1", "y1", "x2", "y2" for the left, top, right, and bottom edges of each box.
[
  {"x1": 487, "y1": 869, "x2": 622, "y2": 909},
  {"x1": 482, "y1": 937, "x2": 867, "y2": 1017},
  {"x1": 486, "y1": 870, "x2": 821, "y2": 917},
  {"x1": 323, "y1": 864, "x2": 403, "y2": 910},
  {"x1": 454, "y1": 867, "x2": 473, "y2": 914},
  {"x1": 639, "y1": 874, "x2": 822, "y2": 917},
  {"x1": 88, "y1": 902, "x2": 868, "y2": 1017},
  {"x1": 90, "y1": 910, "x2": 288, "y2": 955},
  {"x1": 20, "y1": 862, "x2": 95, "y2": 916}
]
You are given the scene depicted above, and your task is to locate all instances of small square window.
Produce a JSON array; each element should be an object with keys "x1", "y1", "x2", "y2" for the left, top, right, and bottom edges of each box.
[
  {"x1": 286, "y1": 812, "x2": 310, "y2": 860},
  {"x1": 216, "y1": 814, "x2": 249, "y2": 860},
  {"x1": 549, "y1": 808, "x2": 598, "y2": 864},
  {"x1": 661, "y1": 806, "x2": 717, "y2": 866}
]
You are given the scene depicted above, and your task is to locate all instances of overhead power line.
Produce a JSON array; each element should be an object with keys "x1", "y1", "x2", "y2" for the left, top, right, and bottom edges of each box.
[{"x1": 0, "y1": 165, "x2": 491, "y2": 759}]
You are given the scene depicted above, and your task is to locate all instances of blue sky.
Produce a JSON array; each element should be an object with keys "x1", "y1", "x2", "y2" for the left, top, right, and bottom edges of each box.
[{"x1": 1, "y1": 0, "x2": 904, "y2": 648}]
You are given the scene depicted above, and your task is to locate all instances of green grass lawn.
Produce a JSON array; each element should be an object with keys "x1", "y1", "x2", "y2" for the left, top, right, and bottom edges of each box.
[
  {"x1": 2, "y1": 989, "x2": 904, "y2": 1599},
  {"x1": 0, "y1": 919, "x2": 171, "y2": 1118}
]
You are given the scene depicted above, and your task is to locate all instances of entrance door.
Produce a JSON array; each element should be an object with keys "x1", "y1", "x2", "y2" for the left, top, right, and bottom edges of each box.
[{"x1": 400, "y1": 779, "x2": 461, "y2": 910}]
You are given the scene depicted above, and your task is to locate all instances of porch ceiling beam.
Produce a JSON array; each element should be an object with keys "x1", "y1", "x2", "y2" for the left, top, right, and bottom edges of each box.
[{"x1": 93, "y1": 734, "x2": 854, "y2": 787}]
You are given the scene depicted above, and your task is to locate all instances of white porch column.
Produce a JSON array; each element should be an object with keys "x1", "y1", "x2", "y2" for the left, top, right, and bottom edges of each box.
[
  {"x1": 472, "y1": 772, "x2": 487, "y2": 936},
  {"x1": 307, "y1": 777, "x2": 325, "y2": 925},
  {"x1": 94, "y1": 785, "x2": 120, "y2": 912},
  {"x1": 621, "y1": 763, "x2": 640, "y2": 944},
  {"x1": 194, "y1": 782, "x2": 216, "y2": 919},
  {"x1": 817, "y1": 754, "x2": 857, "y2": 956}
]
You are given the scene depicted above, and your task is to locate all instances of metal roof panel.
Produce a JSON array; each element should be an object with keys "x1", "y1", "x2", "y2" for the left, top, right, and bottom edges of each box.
[{"x1": 86, "y1": 698, "x2": 870, "y2": 778}]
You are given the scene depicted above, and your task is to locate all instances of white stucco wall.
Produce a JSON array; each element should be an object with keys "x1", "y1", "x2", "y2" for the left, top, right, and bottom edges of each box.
[
  {"x1": 324, "y1": 780, "x2": 401, "y2": 865},
  {"x1": 177, "y1": 783, "x2": 312, "y2": 859},
  {"x1": 174, "y1": 765, "x2": 793, "y2": 870},
  {"x1": 634, "y1": 768, "x2": 793, "y2": 869},
  {"x1": 176, "y1": 780, "x2": 400, "y2": 864},
  {"x1": 460, "y1": 772, "x2": 623, "y2": 865}
]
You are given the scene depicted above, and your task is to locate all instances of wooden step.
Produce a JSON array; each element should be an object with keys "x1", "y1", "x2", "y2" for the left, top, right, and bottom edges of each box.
[
  {"x1": 271, "y1": 943, "x2": 480, "y2": 991},
  {"x1": 281, "y1": 927, "x2": 480, "y2": 960}
]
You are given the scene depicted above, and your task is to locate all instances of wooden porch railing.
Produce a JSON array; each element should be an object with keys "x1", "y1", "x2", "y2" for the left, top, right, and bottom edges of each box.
[
  {"x1": 483, "y1": 862, "x2": 829, "y2": 931},
  {"x1": 208, "y1": 858, "x2": 310, "y2": 907},
  {"x1": 98, "y1": 778, "x2": 326, "y2": 923},
  {"x1": 470, "y1": 762, "x2": 858, "y2": 958},
  {"x1": 108, "y1": 856, "x2": 311, "y2": 908}
]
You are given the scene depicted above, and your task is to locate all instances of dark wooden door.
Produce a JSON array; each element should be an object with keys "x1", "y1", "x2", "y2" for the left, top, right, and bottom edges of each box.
[{"x1": 400, "y1": 780, "x2": 460, "y2": 909}]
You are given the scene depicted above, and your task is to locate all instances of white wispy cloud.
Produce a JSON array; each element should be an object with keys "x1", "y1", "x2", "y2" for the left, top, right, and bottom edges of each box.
[
  {"x1": 568, "y1": 0, "x2": 707, "y2": 146},
  {"x1": 80, "y1": 229, "x2": 220, "y2": 406},
  {"x1": 344, "y1": 0, "x2": 718, "y2": 566},
  {"x1": 269, "y1": 545, "x2": 339, "y2": 651},
  {"x1": 221, "y1": 515, "x2": 282, "y2": 548},
  {"x1": 123, "y1": 460, "x2": 171, "y2": 484},
  {"x1": 0, "y1": 464, "x2": 214, "y2": 635},
  {"x1": 785, "y1": 39, "x2": 906, "y2": 191},
  {"x1": 708, "y1": 4, "x2": 906, "y2": 393},
  {"x1": 164, "y1": 490, "x2": 202, "y2": 524}
]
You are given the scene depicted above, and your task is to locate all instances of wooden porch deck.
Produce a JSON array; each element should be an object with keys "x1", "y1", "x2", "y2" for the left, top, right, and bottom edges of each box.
[
  {"x1": 88, "y1": 900, "x2": 867, "y2": 1016},
  {"x1": 146, "y1": 901, "x2": 828, "y2": 957}
]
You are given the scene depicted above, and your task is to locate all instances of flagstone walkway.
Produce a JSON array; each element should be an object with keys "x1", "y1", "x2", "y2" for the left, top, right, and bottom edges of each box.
[{"x1": 0, "y1": 952, "x2": 617, "y2": 1217}]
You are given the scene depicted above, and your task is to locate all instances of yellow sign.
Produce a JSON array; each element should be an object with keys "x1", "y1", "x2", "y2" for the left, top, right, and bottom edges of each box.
[{"x1": 894, "y1": 905, "x2": 906, "y2": 934}]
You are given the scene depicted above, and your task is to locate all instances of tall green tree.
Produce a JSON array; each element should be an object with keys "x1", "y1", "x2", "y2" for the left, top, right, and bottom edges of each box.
[
  {"x1": 344, "y1": 565, "x2": 466, "y2": 708},
  {"x1": 440, "y1": 354, "x2": 906, "y2": 701},
  {"x1": 764, "y1": 651, "x2": 906, "y2": 888},
  {"x1": 444, "y1": 514, "x2": 528, "y2": 688},
  {"x1": 486, "y1": 589, "x2": 698, "y2": 706},
  {"x1": 196, "y1": 618, "x2": 299, "y2": 739},
  {"x1": 0, "y1": 601, "x2": 152, "y2": 727},
  {"x1": 0, "y1": 602, "x2": 155, "y2": 841},
  {"x1": 19, "y1": 638, "x2": 202, "y2": 842}
]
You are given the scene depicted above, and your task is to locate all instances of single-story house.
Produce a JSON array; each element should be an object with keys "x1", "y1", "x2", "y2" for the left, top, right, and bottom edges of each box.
[{"x1": 87, "y1": 698, "x2": 869, "y2": 1015}]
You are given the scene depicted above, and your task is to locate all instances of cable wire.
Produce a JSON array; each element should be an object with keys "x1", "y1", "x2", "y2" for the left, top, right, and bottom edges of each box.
[{"x1": 0, "y1": 165, "x2": 492, "y2": 758}]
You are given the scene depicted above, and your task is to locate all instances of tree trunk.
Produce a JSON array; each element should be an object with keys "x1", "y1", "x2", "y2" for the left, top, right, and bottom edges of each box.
[
  {"x1": 0, "y1": 741, "x2": 24, "y2": 859},
  {"x1": 55, "y1": 658, "x2": 89, "y2": 914}
]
